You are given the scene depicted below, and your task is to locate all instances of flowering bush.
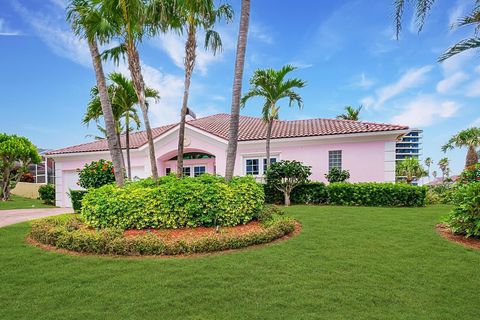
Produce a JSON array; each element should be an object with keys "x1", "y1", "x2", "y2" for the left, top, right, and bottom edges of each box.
[
  {"x1": 459, "y1": 163, "x2": 480, "y2": 184},
  {"x1": 77, "y1": 159, "x2": 116, "y2": 189},
  {"x1": 20, "y1": 172, "x2": 35, "y2": 183}
]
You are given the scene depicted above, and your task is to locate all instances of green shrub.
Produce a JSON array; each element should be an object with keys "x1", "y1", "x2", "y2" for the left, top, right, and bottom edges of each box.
[
  {"x1": 69, "y1": 190, "x2": 87, "y2": 213},
  {"x1": 78, "y1": 159, "x2": 116, "y2": 189},
  {"x1": 291, "y1": 182, "x2": 328, "y2": 204},
  {"x1": 459, "y1": 164, "x2": 480, "y2": 184},
  {"x1": 325, "y1": 167, "x2": 350, "y2": 183},
  {"x1": 29, "y1": 215, "x2": 295, "y2": 256},
  {"x1": 38, "y1": 184, "x2": 55, "y2": 205},
  {"x1": 254, "y1": 204, "x2": 284, "y2": 223},
  {"x1": 327, "y1": 182, "x2": 427, "y2": 207},
  {"x1": 265, "y1": 160, "x2": 311, "y2": 206},
  {"x1": 446, "y1": 183, "x2": 480, "y2": 238},
  {"x1": 81, "y1": 174, "x2": 264, "y2": 229},
  {"x1": 427, "y1": 184, "x2": 456, "y2": 205}
]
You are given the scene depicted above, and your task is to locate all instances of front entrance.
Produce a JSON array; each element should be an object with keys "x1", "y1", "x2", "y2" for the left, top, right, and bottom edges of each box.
[{"x1": 163, "y1": 152, "x2": 215, "y2": 177}]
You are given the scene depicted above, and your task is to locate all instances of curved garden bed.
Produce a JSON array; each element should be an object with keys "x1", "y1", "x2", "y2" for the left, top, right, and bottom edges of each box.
[
  {"x1": 28, "y1": 216, "x2": 298, "y2": 257},
  {"x1": 436, "y1": 223, "x2": 480, "y2": 250}
]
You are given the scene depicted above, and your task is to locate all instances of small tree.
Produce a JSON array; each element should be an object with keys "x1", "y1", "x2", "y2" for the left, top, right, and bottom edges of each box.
[
  {"x1": 265, "y1": 160, "x2": 311, "y2": 206},
  {"x1": 0, "y1": 133, "x2": 41, "y2": 201},
  {"x1": 325, "y1": 167, "x2": 350, "y2": 183},
  {"x1": 396, "y1": 157, "x2": 427, "y2": 184},
  {"x1": 77, "y1": 159, "x2": 116, "y2": 189}
]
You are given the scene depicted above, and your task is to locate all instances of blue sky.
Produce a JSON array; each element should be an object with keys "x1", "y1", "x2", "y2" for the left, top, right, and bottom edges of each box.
[{"x1": 0, "y1": 0, "x2": 479, "y2": 175}]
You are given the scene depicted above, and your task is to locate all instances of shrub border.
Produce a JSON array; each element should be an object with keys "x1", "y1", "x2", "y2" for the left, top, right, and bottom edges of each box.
[{"x1": 27, "y1": 217, "x2": 300, "y2": 258}]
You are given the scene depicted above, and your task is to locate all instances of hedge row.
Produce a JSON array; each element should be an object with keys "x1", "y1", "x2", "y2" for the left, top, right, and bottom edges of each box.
[
  {"x1": 81, "y1": 175, "x2": 264, "y2": 230},
  {"x1": 265, "y1": 182, "x2": 427, "y2": 207},
  {"x1": 29, "y1": 216, "x2": 296, "y2": 256}
]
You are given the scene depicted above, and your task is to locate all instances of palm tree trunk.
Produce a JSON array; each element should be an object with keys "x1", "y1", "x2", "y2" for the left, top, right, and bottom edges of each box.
[
  {"x1": 225, "y1": 0, "x2": 251, "y2": 181},
  {"x1": 116, "y1": 131, "x2": 126, "y2": 172},
  {"x1": 177, "y1": 23, "x2": 196, "y2": 177},
  {"x1": 466, "y1": 145, "x2": 478, "y2": 167},
  {"x1": 126, "y1": 114, "x2": 132, "y2": 180},
  {"x1": 265, "y1": 119, "x2": 273, "y2": 172},
  {"x1": 127, "y1": 43, "x2": 158, "y2": 180},
  {"x1": 88, "y1": 39, "x2": 124, "y2": 187}
]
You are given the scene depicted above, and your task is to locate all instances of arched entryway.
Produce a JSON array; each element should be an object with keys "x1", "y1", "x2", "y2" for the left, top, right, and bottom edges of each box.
[{"x1": 159, "y1": 150, "x2": 216, "y2": 177}]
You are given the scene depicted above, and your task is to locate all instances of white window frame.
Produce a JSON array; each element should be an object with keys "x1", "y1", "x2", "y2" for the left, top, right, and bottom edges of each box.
[{"x1": 243, "y1": 154, "x2": 280, "y2": 177}]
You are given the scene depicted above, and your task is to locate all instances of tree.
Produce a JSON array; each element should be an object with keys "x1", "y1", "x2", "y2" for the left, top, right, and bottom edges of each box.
[
  {"x1": 241, "y1": 65, "x2": 306, "y2": 171},
  {"x1": 325, "y1": 167, "x2": 350, "y2": 183},
  {"x1": 83, "y1": 72, "x2": 159, "y2": 179},
  {"x1": 432, "y1": 170, "x2": 437, "y2": 180},
  {"x1": 176, "y1": 0, "x2": 233, "y2": 177},
  {"x1": 424, "y1": 156, "x2": 433, "y2": 181},
  {"x1": 396, "y1": 157, "x2": 427, "y2": 184},
  {"x1": 441, "y1": 127, "x2": 480, "y2": 168},
  {"x1": 336, "y1": 105, "x2": 362, "y2": 121},
  {"x1": 225, "y1": 0, "x2": 250, "y2": 182},
  {"x1": 0, "y1": 134, "x2": 41, "y2": 201},
  {"x1": 67, "y1": 0, "x2": 125, "y2": 186},
  {"x1": 394, "y1": 0, "x2": 480, "y2": 61},
  {"x1": 265, "y1": 160, "x2": 311, "y2": 206},
  {"x1": 438, "y1": 157, "x2": 450, "y2": 182}
]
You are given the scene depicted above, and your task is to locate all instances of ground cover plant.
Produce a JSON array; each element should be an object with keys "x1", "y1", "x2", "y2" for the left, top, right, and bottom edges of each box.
[{"x1": 1, "y1": 205, "x2": 480, "y2": 319}]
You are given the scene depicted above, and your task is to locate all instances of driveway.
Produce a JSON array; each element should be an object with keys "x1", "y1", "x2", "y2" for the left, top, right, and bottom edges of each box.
[{"x1": 0, "y1": 208, "x2": 73, "y2": 228}]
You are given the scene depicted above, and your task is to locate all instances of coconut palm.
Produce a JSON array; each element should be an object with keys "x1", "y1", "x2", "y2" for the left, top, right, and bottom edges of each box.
[
  {"x1": 396, "y1": 157, "x2": 427, "y2": 184},
  {"x1": 83, "y1": 72, "x2": 159, "y2": 179},
  {"x1": 394, "y1": 0, "x2": 480, "y2": 62},
  {"x1": 225, "y1": 0, "x2": 250, "y2": 182},
  {"x1": 438, "y1": 157, "x2": 450, "y2": 182},
  {"x1": 176, "y1": 0, "x2": 233, "y2": 177},
  {"x1": 441, "y1": 127, "x2": 480, "y2": 168},
  {"x1": 241, "y1": 65, "x2": 306, "y2": 170},
  {"x1": 67, "y1": 0, "x2": 125, "y2": 186},
  {"x1": 336, "y1": 105, "x2": 362, "y2": 121},
  {"x1": 432, "y1": 170, "x2": 437, "y2": 180}
]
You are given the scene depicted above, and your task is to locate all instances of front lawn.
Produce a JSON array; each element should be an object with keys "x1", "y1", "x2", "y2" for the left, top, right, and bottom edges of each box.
[
  {"x1": 1, "y1": 205, "x2": 479, "y2": 319},
  {"x1": 0, "y1": 194, "x2": 55, "y2": 210}
]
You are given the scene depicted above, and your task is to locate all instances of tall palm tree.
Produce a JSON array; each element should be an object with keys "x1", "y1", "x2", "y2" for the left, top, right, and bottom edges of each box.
[
  {"x1": 336, "y1": 105, "x2": 362, "y2": 121},
  {"x1": 241, "y1": 65, "x2": 306, "y2": 170},
  {"x1": 432, "y1": 170, "x2": 437, "y2": 180},
  {"x1": 424, "y1": 156, "x2": 433, "y2": 182},
  {"x1": 394, "y1": 0, "x2": 480, "y2": 61},
  {"x1": 396, "y1": 157, "x2": 427, "y2": 184},
  {"x1": 67, "y1": 0, "x2": 125, "y2": 186},
  {"x1": 438, "y1": 157, "x2": 450, "y2": 182},
  {"x1": 225, "y1": 0, "x2": 250, "y2": 182},
  {"x1": 441, "y1": 127, "x2": 480, "y2": 168},
  {"x1": 176, "y1": 0, "x2": 233, "y2": 177},
  {"x1": 83, "y1": 72, "x2": 159, "y2": 179}
]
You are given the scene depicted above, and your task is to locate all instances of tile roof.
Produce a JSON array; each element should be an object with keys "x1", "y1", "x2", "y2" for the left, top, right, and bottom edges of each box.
[{"x1": 47, "y1": 113, "x2": 408, "y2": 155}]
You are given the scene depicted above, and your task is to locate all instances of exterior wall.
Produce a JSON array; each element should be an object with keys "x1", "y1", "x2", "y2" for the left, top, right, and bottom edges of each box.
[{"x1": 11, "y1": 182, "x2": 44, "y2": 199}]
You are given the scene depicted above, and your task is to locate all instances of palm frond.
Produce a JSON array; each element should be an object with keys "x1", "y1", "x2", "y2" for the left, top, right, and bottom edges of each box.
[
  {"x1": 394, "y1": 0, "x2": 406, "y2": 39},
  {"x1": 101, "y1": 44, "x2": 127, "y2": 65},
  {"x1": 205, "y1": 29, "x2": 222, "y2": 55},
  {"x1": 438, "y1": 37, "x2": 480, "y2": 62}
]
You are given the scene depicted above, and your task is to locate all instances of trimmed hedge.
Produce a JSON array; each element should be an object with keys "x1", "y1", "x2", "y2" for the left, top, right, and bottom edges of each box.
[
  {"x1": 29, "y1": 216, "x2": 296, "y2": 256},
  {"x1": 265, "y1": 182, "x2": 427, "y2": 207},
  {"x1": 69, "y1": 190, "x2": 87, "y2": 213},
  {"x1": 81, "y1": 175, "x2": 264, "y2": 230}
]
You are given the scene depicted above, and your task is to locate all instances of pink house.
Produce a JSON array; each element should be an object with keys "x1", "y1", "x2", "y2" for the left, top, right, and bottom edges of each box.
[{"x1": 47, "y1": 114, "x2": 409, "y2": 207}]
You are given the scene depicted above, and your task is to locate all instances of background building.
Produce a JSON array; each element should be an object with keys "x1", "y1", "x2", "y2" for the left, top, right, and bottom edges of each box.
[{"x1": 396, "y1": 129, "x2": 422, "y2": 161}]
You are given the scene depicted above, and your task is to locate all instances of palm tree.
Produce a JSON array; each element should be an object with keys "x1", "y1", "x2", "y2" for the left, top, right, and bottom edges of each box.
[
  {"x1": 394, "y1": 0, "x2": 480, "y2": 62},
  {"x1": 336, "y1": 105, "x2": 362, "y2": 121},
  {"x1": 432, "y1": 170, "x2": 437, "y2": 180},
  {"x1": 438, "y1": 157, "x2": 450, "y2": 182},
  {"x1": 225, "y1": 0, "x2": 250, "y2": 182},
  {"x1": 424, "y1": 157, "x2": 433, "y2": 181},
  {"x1": 241, "y1": 65, "x2": 306, "y2": 170},
  {"x1": 67, "y1": 0, "x2": 125, "y2": 186},
  {"x1": 176, "y1": 0, "x2": 233, "y2": 177},
  {"x1": 441, "y1": 127, "x2": 480, "y2": 168},
  {"x1": 396, "y1": 157, "x2": 427, "y2": 184},
  {"x1": 83, "y1": 72, "x2": 159, "y2": 179}
]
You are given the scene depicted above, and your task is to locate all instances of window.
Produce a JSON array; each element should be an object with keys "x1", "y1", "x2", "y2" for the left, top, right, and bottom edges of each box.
[
  {"x1": 245, "y1": 159, "x2": 259, "y2": 175},
  {"x1": 165, "y1": 168, "x2": 171, "y2": 175},
  {"x1": 183, "y1": 167, "x2": 191, "y2": 176},
  {"x1": 263, "y1": 157, "x2": 277, "y2": 174},
  {"x1": 329, "y1": 150, "x2": 342, "y2": 170},
  {"x1": 193, "y1": 166, "x2": 206, "y2": 177}
]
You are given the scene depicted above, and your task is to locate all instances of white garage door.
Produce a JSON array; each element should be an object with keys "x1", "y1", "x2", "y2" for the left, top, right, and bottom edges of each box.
[{"x1": 63, "y1": 170, "x2": 83, "y2": 207}]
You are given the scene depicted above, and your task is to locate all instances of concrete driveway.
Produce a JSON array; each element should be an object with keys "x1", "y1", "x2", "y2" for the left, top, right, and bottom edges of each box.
[{"x1": 0, "y1": 208, "x2": 73, "y2": 228}]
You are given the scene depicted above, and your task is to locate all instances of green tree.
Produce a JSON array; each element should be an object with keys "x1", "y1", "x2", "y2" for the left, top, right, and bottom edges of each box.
[
  {"x1": 265, "y1": 160, "x2": 311, "y2": 206},
  {"x1": 67, "y1": 0, "x2": 125, "y2": 186},
  {"x1": 424, "y1": 156, "x2": 433, "y2": 181},
  {"x1": 176, "y1": 0, "x2": 233, "y2": 177},
  {"x1": 441, "y1": 127, "x2": 480, "y2": 168},
  {"x1": 225, "y1": 0, "x2": 251, "y2": 182},
  {"x1": 83, "y1": 72, "x2": 159, "y2": 179},
  {"x1": 336, "y1": 105, "x2": 362, "y2": 121},
  {"x1": 438, "y1": 157, "x2": 450, "y2": 182},
  {"x1": 241, "y1": 65, "x2": 306, "y2": 170},
  {"x1": 396, "y1": 157, "x2": 427, "y2": 184},
  {"x1": 394, "y1": 0, "x2": 480, "y2": 61},
  {"x1": 0, "y1": 134, "x2": 41, "y2": 201}
]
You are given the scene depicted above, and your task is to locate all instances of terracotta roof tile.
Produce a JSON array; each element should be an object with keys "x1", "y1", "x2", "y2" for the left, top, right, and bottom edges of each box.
[{"x1": 47, "y1": 114, "x2": 408, "y2": 155}]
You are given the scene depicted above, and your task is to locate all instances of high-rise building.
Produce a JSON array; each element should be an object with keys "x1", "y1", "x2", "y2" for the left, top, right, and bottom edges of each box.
[{"x1": 396, "y1": 129, "x2": 422, "y2": 161}]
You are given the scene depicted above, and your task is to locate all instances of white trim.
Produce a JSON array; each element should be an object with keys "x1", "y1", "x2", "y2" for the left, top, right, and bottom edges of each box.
[
  {"x1": 241, "y1": 153, "x2": 280, "y2": 177},
  {"x1": 384, "y1": 141, "x2": 396, "y2": 182}
]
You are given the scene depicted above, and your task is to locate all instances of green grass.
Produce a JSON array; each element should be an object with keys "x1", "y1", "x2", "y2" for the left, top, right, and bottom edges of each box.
[
  {"x1": 0, "y1": 194, "x2": 55, "y2": 210},
  {"x1": 1, "y1": 205, "x2": 479, "y2": 319}
]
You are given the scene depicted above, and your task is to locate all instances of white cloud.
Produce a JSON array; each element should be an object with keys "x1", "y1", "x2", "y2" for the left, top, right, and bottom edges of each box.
[
  {"x1": 353, "y1": 73, "x2": 374, "y2": 89},
  {"x1": 470, "y1": 117, "x2": 480, "y2": 127},
  {"x1": 448, "y1": 1, "x2": 466, "y2": 28},
  {"x1": 249, "y1": 24, "x2": 273, "y2": 44},
  {"x1": 391, "y1": 95, "x2": 460, "y2": 127},
  {"x1": 436, "y1": 71, "x2": 468, "y2": 94},
  {"x1": 365, "y1": 65, "x2": 433, "y2": 108},
  {"x1": 289, "y1": 60, "x2": 313, "y2": 69},
  {"x1": 0, "y1": 18, "x2": 22, "y2": 36},
  {"x1": 465, "y1": 79, "x2": 480, "y2": 97},
  {"x1": 360, "y1": 96, "x2": 375, "y2": 108}
]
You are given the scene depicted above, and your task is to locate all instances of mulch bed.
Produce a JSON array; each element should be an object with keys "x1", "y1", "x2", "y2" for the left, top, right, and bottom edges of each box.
[{"x1": 436, "y1": 223, "x2": 480, "y2": 250}]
